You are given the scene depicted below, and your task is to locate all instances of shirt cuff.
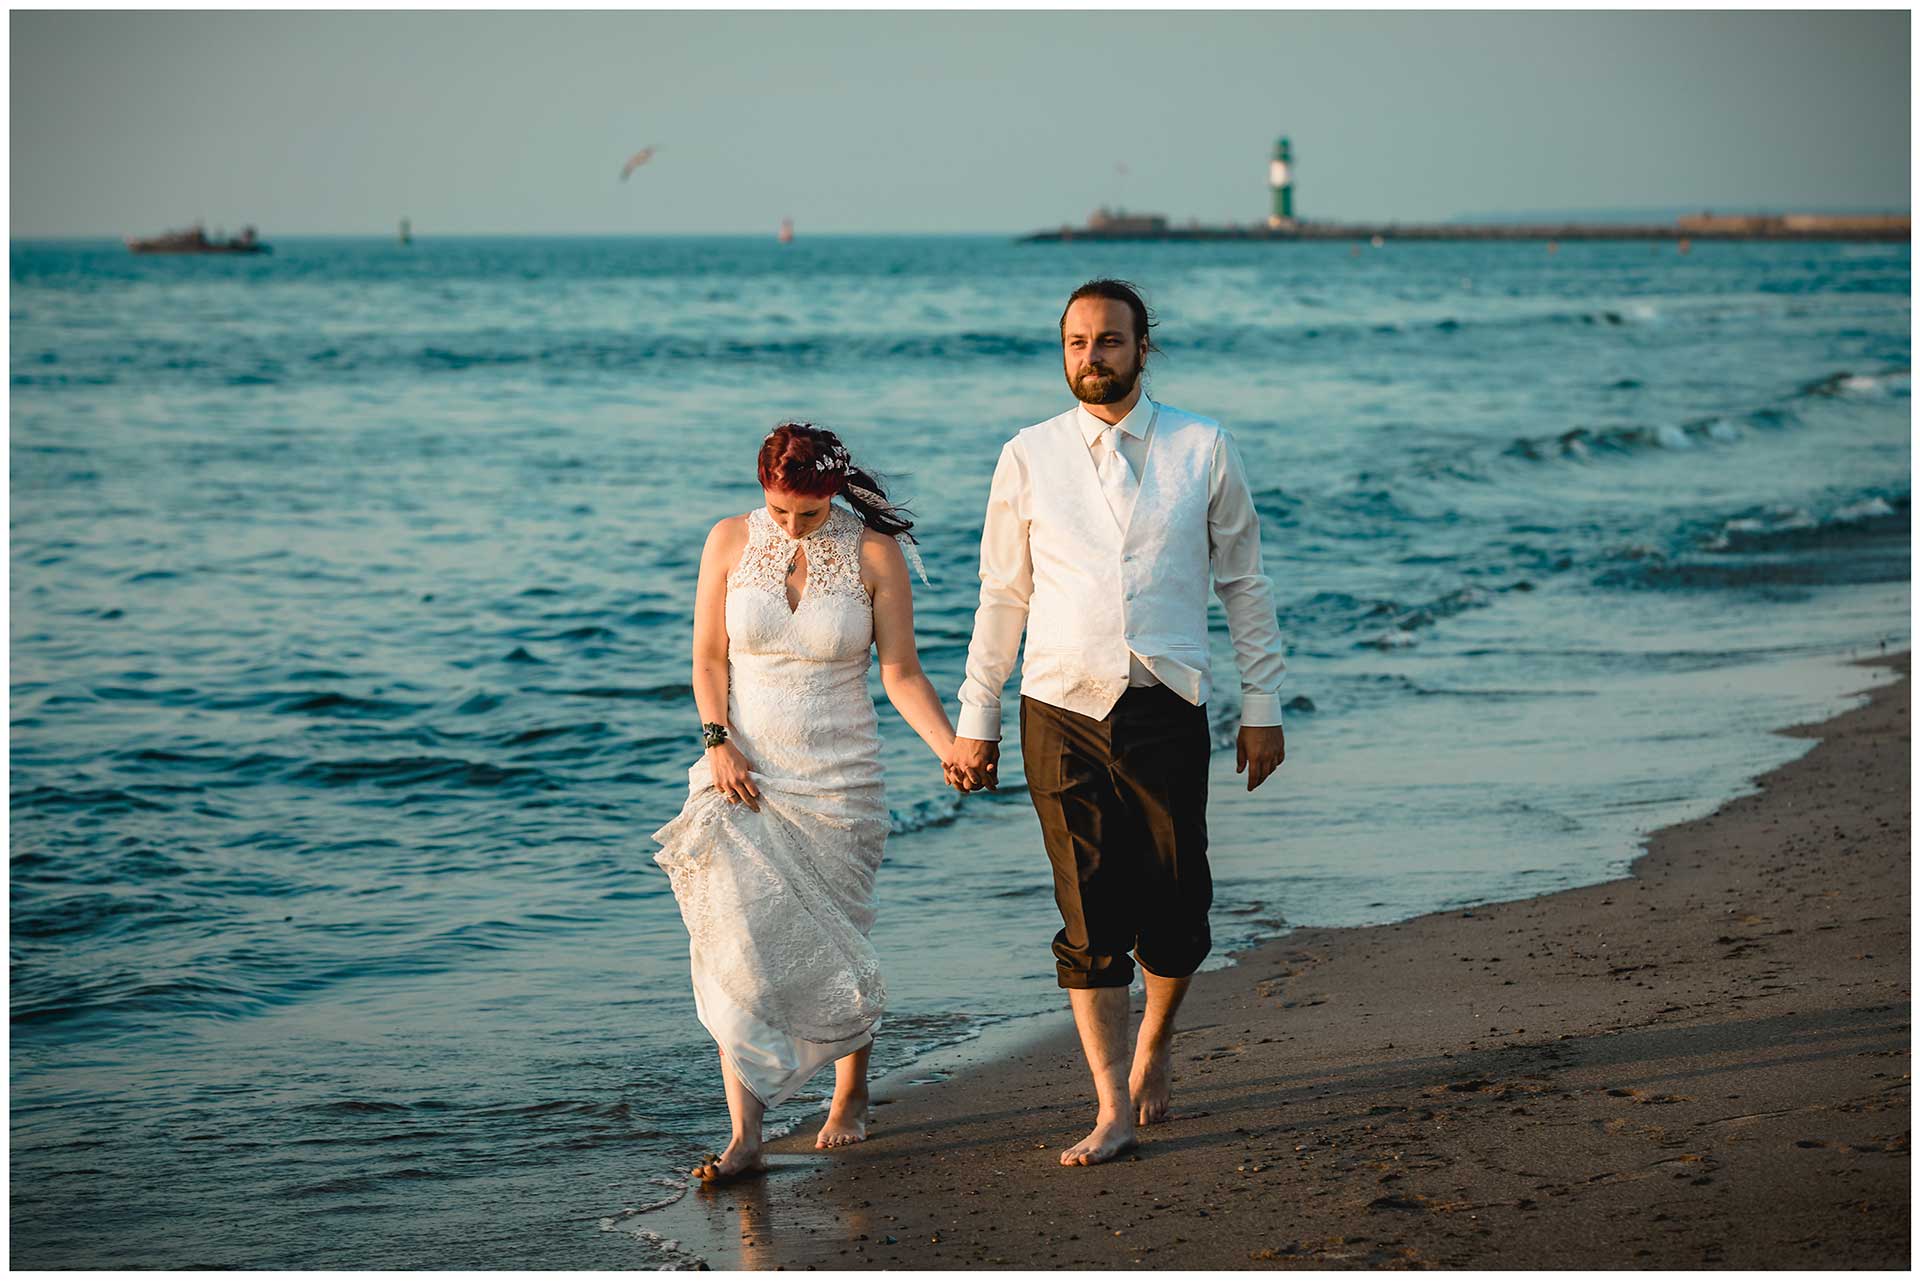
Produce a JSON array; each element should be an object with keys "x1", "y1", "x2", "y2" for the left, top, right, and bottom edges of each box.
[
  {"x1": 956, "y1": 701, "x2": 1002, "y2": 742},
  {"x1": 1239, "y1": 691, "x2": 1285, "y2": 728}
]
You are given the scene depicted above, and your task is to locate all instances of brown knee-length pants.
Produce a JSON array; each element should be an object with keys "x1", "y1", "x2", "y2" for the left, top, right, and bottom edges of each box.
[{"x1": 1020, "y1": 684, "x2": 1213, "y2": 989}]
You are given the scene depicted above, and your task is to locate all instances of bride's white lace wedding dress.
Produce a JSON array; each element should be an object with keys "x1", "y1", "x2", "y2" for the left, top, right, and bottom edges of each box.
[{"x1": 652, "y1": 503, "x2": 889, "y2": 1107}]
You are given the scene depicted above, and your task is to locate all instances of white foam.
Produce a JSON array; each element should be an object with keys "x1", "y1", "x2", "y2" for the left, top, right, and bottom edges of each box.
[
  {"x1": 601, "y1": 1175, "x2": 690, "y2": 1220},
  {"x1": 1834, "y1": 496, "x2": 1895, "y2": 523},
  {"x1": 599, "y1": 1183, "x2": 714, "y2": 1269},
  {"x1": 1653, "y1": 424, "x2": 1692, "y2": 450}
]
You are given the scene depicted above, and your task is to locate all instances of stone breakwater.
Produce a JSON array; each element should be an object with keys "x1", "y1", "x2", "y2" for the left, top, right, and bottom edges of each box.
[{"x1": 1024, "y1": 213, "x2": 1909, "y2": 242}]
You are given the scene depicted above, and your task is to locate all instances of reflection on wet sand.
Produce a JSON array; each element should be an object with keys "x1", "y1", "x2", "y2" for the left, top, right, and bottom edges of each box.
[
  {"x1": 700, "y1": 1167, "x2": 776, "y2": 1271},
  {"x1": 702, "y1": 1156, "x2": 877, "y2": 1269},
  {"x1": 627, "y1": 1153, "x2": 863, "y2": 1269}
]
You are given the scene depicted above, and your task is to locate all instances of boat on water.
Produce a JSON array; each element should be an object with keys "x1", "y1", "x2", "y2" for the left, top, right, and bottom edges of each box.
[{"x1": 125, "y1": 223, "x2": 271, "y2": 255}]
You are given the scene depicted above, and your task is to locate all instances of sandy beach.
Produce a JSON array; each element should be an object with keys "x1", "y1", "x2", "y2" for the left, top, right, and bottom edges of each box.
[{"x1": 651, "y1": 652, "x2": 1909, "y2": 1270}]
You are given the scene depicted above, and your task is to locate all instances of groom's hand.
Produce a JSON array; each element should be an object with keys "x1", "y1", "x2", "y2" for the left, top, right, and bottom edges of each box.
[
  {"x1": 1236, "y1": 724, "x2": 1286, "y2": 792},
  {"x1": 947, "y1": 737, "x2": 1000, "y2": 793}
]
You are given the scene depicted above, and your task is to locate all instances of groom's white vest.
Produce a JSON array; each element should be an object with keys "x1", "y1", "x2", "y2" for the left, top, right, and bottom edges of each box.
[{"x1": 1019, "y1": 399, "x2": 1219, "y2": 721}]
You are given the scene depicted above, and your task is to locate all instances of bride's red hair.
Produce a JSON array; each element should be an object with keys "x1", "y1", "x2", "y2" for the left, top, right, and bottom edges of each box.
[
  {"x1": 757, "y1": 422, "x2": 846, "y2": 498},
  {"x1": 756, "y1": 421, "x2": 916, "y2": 540}
]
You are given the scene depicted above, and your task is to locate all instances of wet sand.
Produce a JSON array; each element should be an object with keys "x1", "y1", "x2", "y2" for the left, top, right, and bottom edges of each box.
[{"x1": 661, "y1": 653, "x2": 1908, "y2": 1269}]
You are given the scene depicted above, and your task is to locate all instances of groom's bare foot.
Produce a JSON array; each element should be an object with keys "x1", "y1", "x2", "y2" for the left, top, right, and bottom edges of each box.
[
  {"x1": 1060, "y1": 1116, "x2": 1138, "y2": 1167},
  {"x1": 815, "y1": 1091, "x2": 869, "y2": 1149},
  {"x1": 1129, "y1": 1045, "x2": 1174, "y2": 1125},
  {"x1": 691, "y1": 1137, "x2": 765, "y2": 1184}
]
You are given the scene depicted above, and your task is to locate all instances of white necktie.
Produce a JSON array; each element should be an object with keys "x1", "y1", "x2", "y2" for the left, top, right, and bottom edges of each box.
[{"x1": 1096, "y1": 425, "x2": 1137, "y2": 526}]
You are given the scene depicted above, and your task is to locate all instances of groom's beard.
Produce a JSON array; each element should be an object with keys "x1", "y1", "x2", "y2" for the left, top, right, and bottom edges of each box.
[{"x1": 1069, "y1": 360, "x2": 1139, "y2": 405}]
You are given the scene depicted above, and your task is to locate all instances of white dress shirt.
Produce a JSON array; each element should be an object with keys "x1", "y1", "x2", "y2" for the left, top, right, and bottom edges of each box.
[
  {"x1": 956, "y1": 394, "x2": 1288, "y2": 741},
  {"x1": 1078, "y1": 398, "x2": 1162, "y2": 690}
]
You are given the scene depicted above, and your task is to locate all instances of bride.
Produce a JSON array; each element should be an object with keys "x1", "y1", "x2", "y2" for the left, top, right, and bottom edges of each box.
[{"x1": 653, "y1": 421, "x2": 959, "y2": 1182}]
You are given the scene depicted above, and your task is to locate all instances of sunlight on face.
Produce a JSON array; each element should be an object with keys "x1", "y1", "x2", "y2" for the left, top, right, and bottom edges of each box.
[{"x1": 763, "y1": 488, "x2": 832, "y2": 538}]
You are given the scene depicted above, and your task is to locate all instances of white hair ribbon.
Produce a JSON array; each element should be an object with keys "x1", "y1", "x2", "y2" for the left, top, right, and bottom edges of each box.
[{"x1": 843, "y1": 481, "x2": 930, "y2": 586}]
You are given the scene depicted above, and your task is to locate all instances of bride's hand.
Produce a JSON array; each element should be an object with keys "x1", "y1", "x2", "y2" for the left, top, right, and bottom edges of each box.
[
  {"x1": 936, "y1": 735, "x2": 966, "y2": 790},
  {"x1": 944, "y1": 736, "x2": 998, "y2": 793},
  {"x1": 708, "y1": 741, "x2": 761, "y2": 812}
]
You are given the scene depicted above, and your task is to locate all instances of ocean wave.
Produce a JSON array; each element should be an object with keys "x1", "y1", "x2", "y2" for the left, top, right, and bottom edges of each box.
[
  {"x1": 286, "y1": 1167, "x2": 462, "y2": 1196},
  {"x1": 548, "y1": 682, "x2": 693, "y2": 703},
  {"x1": 1289, "y1": 583, "x2": 1508, "y2": 650},
  {"x1": 1183, "y1": 300, "x2": 1679, "y2": 355},
  {"x1": 15, "y1": 329, "x2": 1068, "y2": 387},
  {"x1": 290, "y1": 754, "x2": 563, "y2": 792},
  {"x1": 271, "y1": 690, "x2": 423, "y2": 719},
  {"x1": 1504, "y1": 410, "x2": 1784, "y2": 462},
  {"x1": 1702, "y1": 492, "x2": 1908, "y2": 553},
  {"x1": 11, "y1": 973, "x2": 270, "y2": 1026},
  {"x1": 1502, "y1": 366, "x2": 1908, "y2": 466},
  {"x1": 499, "y1": 720, "x2": 611, "y2": 747},
  {"x1": 1797, "y1": 368, "x2": 1912, "y2": 400},
  {"x1": 1595, "y1": 490, "x2": 1910, "y2": 590},
  {"x1": 20, "y1": 293, "x2": 1850, "y2": 391},
  {"x1": 888, "y1": 790, "x2": 965, "y2": 835},
  {"x1": 10, "y1": 890, "x2": 205, "y2": 941},
  {"x1": 12, "y1": 785, "x2": 171, "y2": 814}
]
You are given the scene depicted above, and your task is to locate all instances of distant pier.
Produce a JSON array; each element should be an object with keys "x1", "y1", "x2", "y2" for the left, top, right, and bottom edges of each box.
[
  {"x1": 1024, "y1": 212, "x2": 1909, "y2": 244},
  {"x1": 1042, "y1": 136, "x2": 1910, "y2": 244}
]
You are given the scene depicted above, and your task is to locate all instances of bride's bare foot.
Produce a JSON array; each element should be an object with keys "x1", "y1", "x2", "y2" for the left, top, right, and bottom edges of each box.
[
  {"x1": 1059, "y1": 1115, "x2": 1137, "y2": 1167},
  {"x1": 1129, "y1": 1044, "x2": 1174, "y2": 1125},
  {"x1": 815, "y1": 1090, "x2": 869, "y2": 1149},
  {"x1": 691, "y1": 1137, "x2": 766, "y2": 1184}
]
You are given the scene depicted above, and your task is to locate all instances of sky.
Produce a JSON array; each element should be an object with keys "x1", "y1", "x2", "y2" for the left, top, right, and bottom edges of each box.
[{"x1": 10, "y1": 9, "x2": 1911, "y2": 237}]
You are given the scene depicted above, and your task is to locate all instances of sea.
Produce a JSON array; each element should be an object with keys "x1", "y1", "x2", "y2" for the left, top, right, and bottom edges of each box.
[{"x1": 10, "y1": 234, "x2": 1909, "y2": 1267}]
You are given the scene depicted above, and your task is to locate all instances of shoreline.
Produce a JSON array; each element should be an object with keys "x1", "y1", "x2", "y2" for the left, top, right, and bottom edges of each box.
[{"x1": 643, "y1": 652, "x2": 1909, "y2": 1269}]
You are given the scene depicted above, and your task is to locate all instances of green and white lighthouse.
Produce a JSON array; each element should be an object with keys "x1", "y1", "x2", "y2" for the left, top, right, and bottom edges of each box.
[{"x1": 1268, "y1": 136, "x2": 1295, "y2": 229}]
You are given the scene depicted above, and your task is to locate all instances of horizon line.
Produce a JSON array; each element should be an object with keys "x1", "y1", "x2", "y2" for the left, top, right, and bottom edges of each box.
[{"x1": 17, "y1": 209, "x2": 1915, "y2": 244}]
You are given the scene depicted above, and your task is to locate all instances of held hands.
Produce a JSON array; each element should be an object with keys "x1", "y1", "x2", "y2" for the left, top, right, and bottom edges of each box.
[
  {"x1": 1236, "y1": 724, "x2": 1286, "y2": 792},
  {"x1": 944, "y1": 736, "x2": 999, "y2": 794},
  {"x1": 708, "y1": 740, "x2": 761, "y2": 811}
]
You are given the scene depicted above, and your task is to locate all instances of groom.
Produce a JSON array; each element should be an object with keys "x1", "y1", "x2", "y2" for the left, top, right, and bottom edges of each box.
[{"x1": 947, "y1": 278, "x2": 1288, "y2": 1167}]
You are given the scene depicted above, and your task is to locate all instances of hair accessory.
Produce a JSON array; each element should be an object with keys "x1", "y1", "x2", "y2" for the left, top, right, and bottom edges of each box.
[
  {"x1": 897, "y1": 536, "x2": 931, "y2": 587},
  {"x1": 844, "y1": 481, "x2": 930, "y2": 585}
]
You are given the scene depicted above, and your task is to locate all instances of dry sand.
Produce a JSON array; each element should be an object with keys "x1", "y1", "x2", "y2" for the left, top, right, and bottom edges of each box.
[{"x1": 663, "y1": 653, "x2": 1908, "y2": 1270}]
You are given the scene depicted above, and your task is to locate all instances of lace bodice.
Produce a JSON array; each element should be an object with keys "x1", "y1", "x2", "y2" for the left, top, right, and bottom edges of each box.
[{"x1": 725, "y1": 504, "x2": 874, "y2": 663}]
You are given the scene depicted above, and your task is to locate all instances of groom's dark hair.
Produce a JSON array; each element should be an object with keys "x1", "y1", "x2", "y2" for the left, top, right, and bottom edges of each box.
[{"x1": 1059, "y1": 278, "x2": 1158, "y2": 357}]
